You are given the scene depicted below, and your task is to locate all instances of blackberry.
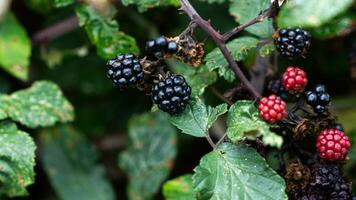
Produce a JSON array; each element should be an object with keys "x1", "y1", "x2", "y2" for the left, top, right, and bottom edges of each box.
[
  {"x1": 311, "y1": 163, "x2": 341, "y2": 187},
  {"x1": 329, "y1": 180, "x2": 351, "y2": 200},
  {"x1": 305, "y1": 84, "x2": 331, "y2": 114},
  {"x1": 274, "y1": 28, "x2": 311, "y2": 58},
  {"x1": 151, "y1": 74, "x2": 191, "y2": 115},
  {"x1": 293, "y1": 187, "x2": 324, "y2": 200},
  {"x1": 106, "y1": 53, "x2": 144, "y2": 87},
  {"x1": 267, "y1": 79, "x2": 290, "y2": 101},
  {"x1": 146, "y1": 36, "x2": 178, "y2": 57}
]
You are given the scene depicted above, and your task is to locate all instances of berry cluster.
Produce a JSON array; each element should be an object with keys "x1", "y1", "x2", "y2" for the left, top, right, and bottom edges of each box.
[
  {"x1": 258, "y1": 94, "x2": 287, "y2": 123},
  {"x1": 281, "y1": 66, "x2": 308, "y2": 94},
  {"x1": 305, "y1": 84, "x2": 331, "y2": 114},
  {"x1": 152, "y1": 74, "x2": 191, "y2": 115},
  {"x1": 106, "y1": 53, "x2": 144, "y2": 87},
  {"x1": 146, "y1": 36, "x2": 178, "y2": 57},
  {"x1": 316, "y1": 129, "x2": 351, "y2": 161},
  {"x1": 274, "y1": 28, "x2": 311, "y2": 58}
]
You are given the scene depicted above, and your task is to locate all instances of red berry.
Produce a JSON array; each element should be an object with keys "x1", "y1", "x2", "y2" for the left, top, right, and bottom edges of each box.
[
  {"x1": 316, "y1": 129, "x2": 351, "y2": 161},
  {"x1": 282, "y1": 66, "x2": 308, "y2": 94},
  {"x1": 258, "y1": 94, "x2": 287, "y2": 123}
]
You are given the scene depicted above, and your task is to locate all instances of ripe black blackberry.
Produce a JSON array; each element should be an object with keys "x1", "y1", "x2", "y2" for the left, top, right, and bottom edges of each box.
[
  {"x1": 274, "y1": 28, "x2": 311, "y2": 58},
  {"x1": 146, "y1": 36, "x2": 178, "y2": 57},
  {"x1": 305, "y1": 84, "x2": 331, "y2": 114},
  {"x1": 267, "y1": 79, "x2": 290, "y2": 101},
  {"x1": 106, "y1": 53, "x2": 144, "y2": 87},
  {"x1": 152, "y1": 74, "x2": 191, "y2": 115},
  {"x1": 293, "y1": 187, "x2": 324, "y2": 200},
  {"x1": 328, "y1": 180, "x2": 351, "y2": 200},
  {"x1": 311, "y1": 163, "x2": 341, "y2": 187}
]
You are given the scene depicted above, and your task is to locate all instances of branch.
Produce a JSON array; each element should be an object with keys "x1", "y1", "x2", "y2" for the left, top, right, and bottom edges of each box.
[
  {"x1": 180, "y1": 0, "x2": 261, "y2": 99},
  {"x1": 222, "y1": 1, "x2": 279, "y2": 41}
]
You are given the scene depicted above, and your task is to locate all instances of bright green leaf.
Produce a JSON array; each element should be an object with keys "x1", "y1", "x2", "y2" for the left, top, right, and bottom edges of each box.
[
  {"x1": 40, "y1": 125, "x2": 115, "y2": 200},
  {"x1": 310, "y1": 13, "x2": 354, "y2": 39},
  {"x1": 163, "y1": 174, "x2": 196, "y2": 200},
  {"x1": 0, "y1": 12, "x2": 31, "y2": 81},
  {"x1": 170, "y1": 99, "x2": 228, "y2": 137},
  {"x1": 121, "y1": 0, "x2": 180, "y2": 12},
  {"x1": 76, "y1": 4, "x2": 139, "y2": 59},
  {"x1": 119, "y1": 112, "x2": 177, "y2": 200},
  {"x1": 229, "y1": 0, "x2": 274, "y2": 38},
  {"x1": 193, "y1": 143, "x2": 287, "y2": 200},
  {"x1": 0, "y1": 121, "x2": 36, "y2": 197},
  {"x1": 54, "y1": 0, "x2": 74, "y2": 7},
  {"x1": 226, "y1": 100, "x2": 283, "y2": 148},
  {"x1": 0, "y1": 81, "x2": 74, "y2": 128},
  {"x1": 204, "y1": 37, "x2": 259, "y2": 82},
  {"x1": 277, "y1": 0, "x2": 354, "y2": 28},
  {"x1": 259, "y1": 43, "x2": 276, "y2": 57},
  {"x1": 199, "y1": 0, "x2": 225, "y2": 3}
]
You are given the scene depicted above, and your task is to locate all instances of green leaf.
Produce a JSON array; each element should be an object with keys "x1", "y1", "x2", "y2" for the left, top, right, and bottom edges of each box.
[
  {"x1": 0, "y1": 121, "x2": 36, "y2": 197},
  {"x1": 119, "y1": 112, "x2": 177, "y2": 200},
  {"x1": 121, "y1": 0, "x2": 180, "y2": 12},
  {"x1": 76, "y1": 4, "x2": 139, "y2": 59},
  {"x1": 310, "y1": 13, "x2": 354, "y2": 39},
  {"x1": 40, "y1": 125, "x2": 115, "y2": 200},
  {"x1": 0, "y1": 81, "x2": 74, "y2": 128},
  {"x1": 199, "y1": 0, "x2": 225, "y2": 3},
  {"x1": 204, "y1": 37, "x2": 259, "y2": 82},
  {"x1": 163, "y1": 174, "x2": 196, "y2": 200},
  {"x1": 54, "y1": 0, "x2": 74, "y2": 7},
  {"x1": 172, "y1": 61, "x2": 217, "y2": 97},
  {"x1": 259, "y1": 43, "x2": 276, "y2": 57},
  {"x1": 193, "y1": 143, "x2": 287, "y2": 200},
  {"x1": 170, "y1": 99, "x2": 228, "y2": 137},
  {"x1": 229, "y1": 0, "x2": 274, "y2": 38},
  {"x1": 226, "y1": 100, "x2": 283, "y2": 148},
  {"x1": 277, "y1": 0, "x2": 354, "y2": 28},
  {"x1": 0, "y1": 12, "x2": 31, "y2": 81}
]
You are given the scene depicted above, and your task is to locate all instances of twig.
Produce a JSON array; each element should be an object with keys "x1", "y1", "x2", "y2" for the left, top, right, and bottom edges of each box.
[
  {"x1": 32, "y1": 16, "x2": 79, "y2": 45},
  {"x1": 205, "y1": 134, "x2": 216, "y2": 149},
  {"x1": 180, "y1": 0, "x2": 261, "y2": 100},
  {"x1": 214, "y1": 134, "x2": 227, "y2": 149}
]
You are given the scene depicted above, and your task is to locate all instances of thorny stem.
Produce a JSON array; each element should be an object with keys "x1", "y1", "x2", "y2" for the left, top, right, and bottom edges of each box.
[{"x1": 180, "y1": 0, "x2": 261, "y2": 100}]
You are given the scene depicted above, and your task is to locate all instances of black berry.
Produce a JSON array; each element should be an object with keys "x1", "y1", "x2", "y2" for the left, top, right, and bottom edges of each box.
[
  {"x1": 315, "y1": 84, "x2": 327, "y2": 94},
  {"x1": 145, "y1": 36, "x2": 178, "y2": 57},
  {"x1": 274, "y1": 28, "x2": 311, "y2": 58},
  {"x1": 106, "y1": 53, "x2": 144, "y2": 87},
  {"x1": 267, "y1": 79, "x2": 290, "y2": 101},
  {"x1": 335, "y1": 123, "x2": 344, "y2": 132},
  {"x1": 306, "y1": 92, "x2": 318, "y2": 106},
  {"x1": 152, "y1": 74, "x2": 191, "y2": 115},
  {"x1": 329, "y1": 180, "x2": 351, "y2": 200},
  {"x1": 305, "y1": 84, "x2": 331, "y2": 114},
  {"x1": 167, "y1": 41, "x2": 178, "y2": 54},
  {"x1": 311, "y1": 163, "x2": 342, "y2": 188}
]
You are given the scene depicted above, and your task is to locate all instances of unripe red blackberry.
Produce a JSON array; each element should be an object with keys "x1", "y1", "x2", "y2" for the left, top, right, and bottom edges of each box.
[
  {"x1": 274, "y1": 28, "x2": 311, "y2": 58},
  {"x1": 316, "y1": 129, "x2": 351, "y2": 161},
  {"x1": 106, "y1": 53, "x2": 144, "y2": 87},
  {"x1": 151, "y1": 74, "x2": 191, "y2": 115},
  {"x1": 258, "y1": 94, "x2": 287, "y2": 123},
  {"x1": 282, "y1": 66, "x2": 308, "y2": 94}
]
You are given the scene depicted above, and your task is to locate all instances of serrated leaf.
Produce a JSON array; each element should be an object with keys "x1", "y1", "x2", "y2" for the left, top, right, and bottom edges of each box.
[
  {"x1": 76, "y1": 4, "x2": 139, "y2": 59},
  {"x1": 0, "y1": 12, "x2": 30, "y2": 81},
  {"x1": 170, "y1": 99, "x2": 228, "y2": 137},
  {"x1": 310, "y1": 13, "x2": 354, "y2": 39},
  {"x1": 204, "y1": 37, "x2": 259, "y2": 82},
  {"x1": 0, "y1": 81, "x2": 74, "y2": 128},
  {"x1": 163, "y1": 174, "x2": 196, "y2": 200},
  {"x1": 121, "y1": 0, "x2": 180, "y2": 12},
  {"x1": 40, "y1": 125, "x2": 115, "y2": 200},
  {"x1": 193, "y1": 143, "x2": 287, "y2": 200},
  {"x1": 119, "y1": 112, "x2": 177, "y2": 200},
  {"x1": 277, "y1": 0, "x2": 354, "y2": 28},
  {"x1": 172, "y1": 62, "x2": 217, "y2": 97},
  {"x1": 229, "y1": 0, "x2": 274, "y2": 38},
  {"x1": 259, "y1": 43, "x2": 276, "y2": 57},
  {"x1": 226, "y1": 100, "x2": 283, "y2": 148},
  {"x1": 54, "y1": 0, "x2": 74, "y2": 7},
  {"x1": 0, "y1": 121, "x2": 36, "y2": 197}
]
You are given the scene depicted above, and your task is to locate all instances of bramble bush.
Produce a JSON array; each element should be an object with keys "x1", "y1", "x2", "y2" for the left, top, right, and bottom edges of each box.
[{"x1": 0, "y1": 0, "x2": 356, "y2": 199}]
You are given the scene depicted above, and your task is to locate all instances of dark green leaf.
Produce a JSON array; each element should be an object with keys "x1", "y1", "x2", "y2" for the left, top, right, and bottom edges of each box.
[
  {"x1": 121, "y1": 0, "x2": 180, "y2": 12},
  {"x1": 226, "y1": 100, "x2": 283, "y2": 148},
  {"x1": 119, "y1": 112, "x2": 177, "y2": 200},
  {"x1": 229, "y1": 0, "x2": 274, "y2": 38},
  {"x1": 204, "y1": 37, "x2": 259, "y2": 82},
  {"x1": 310, "y1": 13, "x2": 354, "y2": 39},
  {"x1": 40, "y1": 125, "x2": 115, "y2": 200},
  {"x1": 0, "y1": 121, "x2": 36, "y2": 197},
  {"x1": 277, "y1": 0, "x2": 353, "y2": 28},
  {"x1": 0, "y1": 81, "x2": 74, "y2": 128},
  {"x1": 76, "y1": 4, "x2": 139, "y2": 59},
  {"x1": 54, "y1": 0, "x2": 74, "y2": 7},
  {"x1": 259, "y1": 43, "x2": 276, "y2": 57},
  {"x1": 0, "y1": 12, "x2": 31, "y2": 81},
  {"x1": 170, "y1": 99, "x2": 228, "y2": 137},
  {"x1": 199, "y1": 0, "x2": 225, "y2": 3},
  {"x1": 193, "y1": 143, "x2": 287, "y2": 200},
  {"x1": 163, "y1": 174, "x2": 196, "y2": 200}
]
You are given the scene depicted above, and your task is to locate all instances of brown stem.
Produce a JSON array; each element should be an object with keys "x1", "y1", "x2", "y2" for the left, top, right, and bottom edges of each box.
[
  {"x1": 205, "y1": 134, "x2": 216, "y2": 149},
  {"x1": 180, "y1": 0, "x2": 261, "y2": 99}
]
